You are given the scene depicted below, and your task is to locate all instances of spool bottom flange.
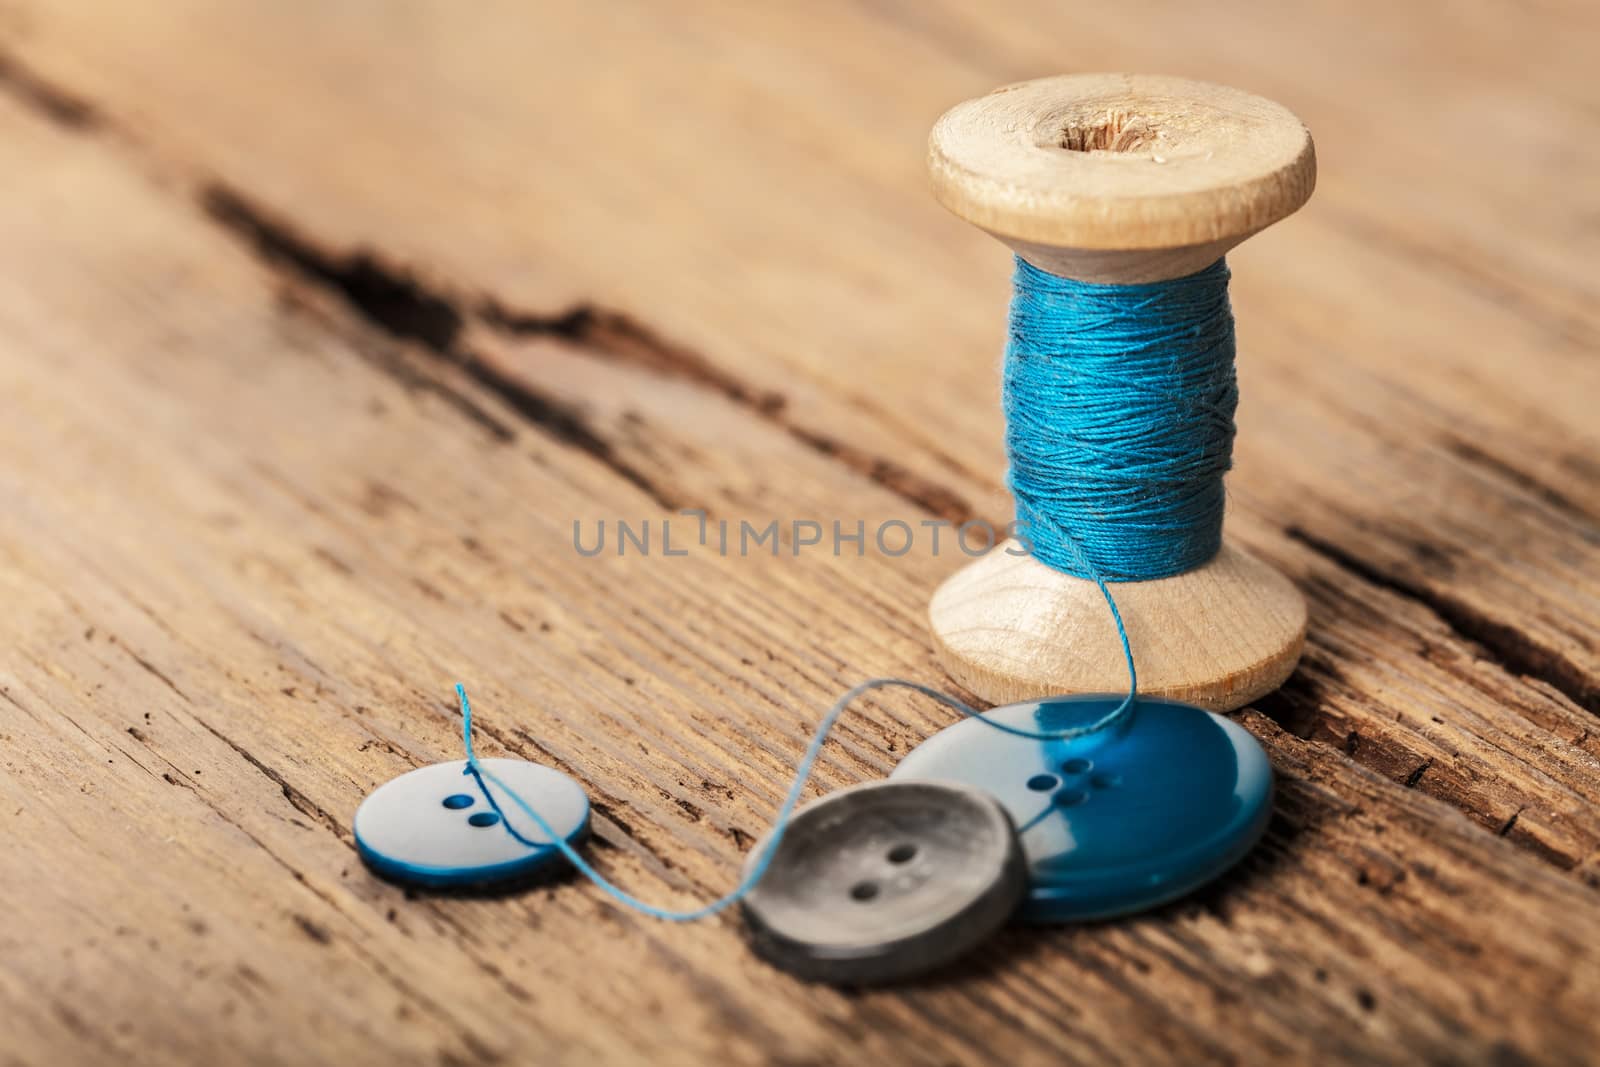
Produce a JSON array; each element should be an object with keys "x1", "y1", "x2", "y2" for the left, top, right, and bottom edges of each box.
[
  {"x1": 890, "y1": 694, "x2": 1272, "y2": 922},
  {"x1": 928, "y1": 541, "x2": 1306, "y2": 712}
]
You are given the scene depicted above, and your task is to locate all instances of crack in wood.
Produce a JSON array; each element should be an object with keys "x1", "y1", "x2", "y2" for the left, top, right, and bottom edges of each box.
[
  {"x1": 204, "y1": 184, "x2": 685, "y2": 511},
  {"x1": 206, "y1": 183, "x2": 973, "y2": 523},
  {"x1": 1440, "y1": 433, "x2": 1600, "y2": 536},
  {"x1": 106, "y1": 634, "x2": 190, "y2": 704},
  {"x1": 273, "y1": 284, "x2": 516, "y2": 443},
  {"x1": 1404, "y1": 759, "x2": 1432, "y2": 789},
  {"x1": 292, "y1": 913, "x2": 333, "y2": 945},
  {"x1": 481, "y1": 299, "x2": 786, "y2": 416},
  {"x1": 1499, "y1": 807, "x2": 1524, "y2": 838},
  {"x1": 1286, "y1": 525, "x2": 1599, "y2": 714},
  {"x1": 203, "y1": 185, "x2": 450, "y2": 349},
  {"x1": 195, "y1": 718, "x2": 347, "y2": 838},
  {"x1": 483, "y1": 298, "x2": 978, "y2": 523},
  {"x1": 1251, "y1": 662, "x2": 1584, "y2": 870},
  {"x1": 0, "y1": 48, "x2": 99, "y2": 129},
  {"x1": 786, "y1": 425, "x2": 976, "y2": 525}
]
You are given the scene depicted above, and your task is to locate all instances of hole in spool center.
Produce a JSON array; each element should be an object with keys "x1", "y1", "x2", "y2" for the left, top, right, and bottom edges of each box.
[{"x1": 1059, "y1": 110, "x2": 1159, "y2": 153}]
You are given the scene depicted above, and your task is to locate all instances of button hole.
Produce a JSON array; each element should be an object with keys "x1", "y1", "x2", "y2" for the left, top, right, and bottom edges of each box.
[
  {"x1": 887, "y1": 843, "x2": 917, "y2": 864},
  {"x1": 850, "y1": 881, "x2": 879, "y2": 902},
  {"x1": 1054, "y1": 788, "x2": 1089, "y2": 808}
]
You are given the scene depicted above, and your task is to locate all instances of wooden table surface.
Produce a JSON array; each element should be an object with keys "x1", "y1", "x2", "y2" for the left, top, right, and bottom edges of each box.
[{"x1": 2, "y1": 3, "x2": 1597, "y2": 1064}]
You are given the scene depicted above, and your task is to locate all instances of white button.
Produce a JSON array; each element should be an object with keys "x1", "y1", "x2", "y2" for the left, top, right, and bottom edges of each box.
[{"x1": 355, "y1": 759, "x2": 589, "y2": 889}]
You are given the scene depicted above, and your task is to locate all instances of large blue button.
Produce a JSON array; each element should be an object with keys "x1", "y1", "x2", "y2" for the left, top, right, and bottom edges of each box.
[{"x1": 890, "y1": 695, "x2": 1271, "y2": 921}]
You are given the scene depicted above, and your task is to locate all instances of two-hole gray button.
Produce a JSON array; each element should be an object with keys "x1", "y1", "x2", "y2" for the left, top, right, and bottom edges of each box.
[{"x1": 739, "y1": 779, "x2": 1025, "y2": 984}]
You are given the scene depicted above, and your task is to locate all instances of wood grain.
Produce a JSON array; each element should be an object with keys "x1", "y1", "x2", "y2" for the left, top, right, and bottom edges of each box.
[{"x1": 0, "y1": 2, "x2": 1596, "y2": 1065}]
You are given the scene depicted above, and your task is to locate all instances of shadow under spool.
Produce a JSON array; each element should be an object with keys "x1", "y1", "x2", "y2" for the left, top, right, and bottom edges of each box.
[{"x1": 925, "y1": 73, "x2": 1317, "y2": 711}]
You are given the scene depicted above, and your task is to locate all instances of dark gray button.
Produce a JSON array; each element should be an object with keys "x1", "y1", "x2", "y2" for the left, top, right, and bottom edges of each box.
[{"x1": 739, "y1": 779, "x2": 1025, "y2": 985}]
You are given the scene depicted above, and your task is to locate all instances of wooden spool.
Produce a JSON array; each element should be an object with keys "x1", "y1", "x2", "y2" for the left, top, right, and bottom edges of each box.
[{"x1": 926, "y1": 73, "x2": 1317, "y2": 711}]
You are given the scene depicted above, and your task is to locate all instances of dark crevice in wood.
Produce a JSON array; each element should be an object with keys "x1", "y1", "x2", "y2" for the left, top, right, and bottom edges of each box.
[
  {"x1": 843, "y1": 389, "x2": 996, "y2": 487},
  {"x1": 483, "y1": 298, "x2": 979, "y2": 523},
  {"x1": 1251, "y1": 663, "x2": 1585, "y2": 870},
  {"x1": 292, "y1": 913, "x2": 333, "y2": 945},
  {"x1": 1286, "y1": 525, "x2": 1599, "y2": 715},
  {"x1": 4, "y1": 49, "x2": 976, "y2": 526},
  {"x1": 1440, "y1": 434, "x2": 1600, "y2": 536},
  {"x1": 205, "y1": 182, "x2": 443, "y2": 344},
  {"x1": 194, "y1": 719, "x2": 348, "y2": 838},
  {"x1": 0, "y1": 49, "x2": 100, "y2": 129},
  {"x1": 1405, "y1": 759, "x2": 1433, "y2": 789},
  {"x1": 1251, "y1": 670, "x2": 1326, "y2": 741},
  {"x1": 106, "y1": 634, "x2": 191, "y2": 704},
  {"x1": 482, "y1": 299, "x2": 787, "y2": 415},
  {"x1": 1258, "y1": 676, "x2": 1434, "y2": 790},
  {"x1": 210, "y1": 196, "x2": 467, "y2": 353},
  {"x1": 212, "y1": 158, "x2": 973, "y2": 522},
  {"x1": 202, "y1": 184, "x2": 684, "y2": 511},
  {"x1": 224, "y1": 151, "x2": 972, "y2": 524},
  {"x1": 785, "y1": 426, "x2": 976, "y2": 524},
  {"x1": 106, "y1": 643, "x2": 190, "y2": 710},
  {"x1": 457, "y1": 357, "x2": 684, "y2": 510},
  {"x1": 200, "y1": 179, "x2": 973, "y2": 521},
  {"x1": 274, "y1": 284, "x2": 516, "y2": 442}
]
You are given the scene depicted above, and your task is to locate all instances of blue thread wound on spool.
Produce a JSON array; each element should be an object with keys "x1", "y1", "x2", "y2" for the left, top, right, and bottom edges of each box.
[{"x1": 1005, "y1": 256, "x2": 1238, "y2": 581}]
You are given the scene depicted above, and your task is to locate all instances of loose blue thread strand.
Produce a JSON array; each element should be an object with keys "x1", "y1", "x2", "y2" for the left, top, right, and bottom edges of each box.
[
  {"x1": 447, "y1": 257, "x2": 1242, "y2": 917},
  {"x1": 457, "y1": 679, "x2": 1126, "y2": 922},
  {"x1": 1006, "y1": 256, "x2": 1238, "y2": 581}
]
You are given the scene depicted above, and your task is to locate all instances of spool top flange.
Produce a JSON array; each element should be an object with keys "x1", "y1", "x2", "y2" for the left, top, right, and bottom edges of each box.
[{"x1": 929, "y1": 73, "x2": 1316, "y2": 282}]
